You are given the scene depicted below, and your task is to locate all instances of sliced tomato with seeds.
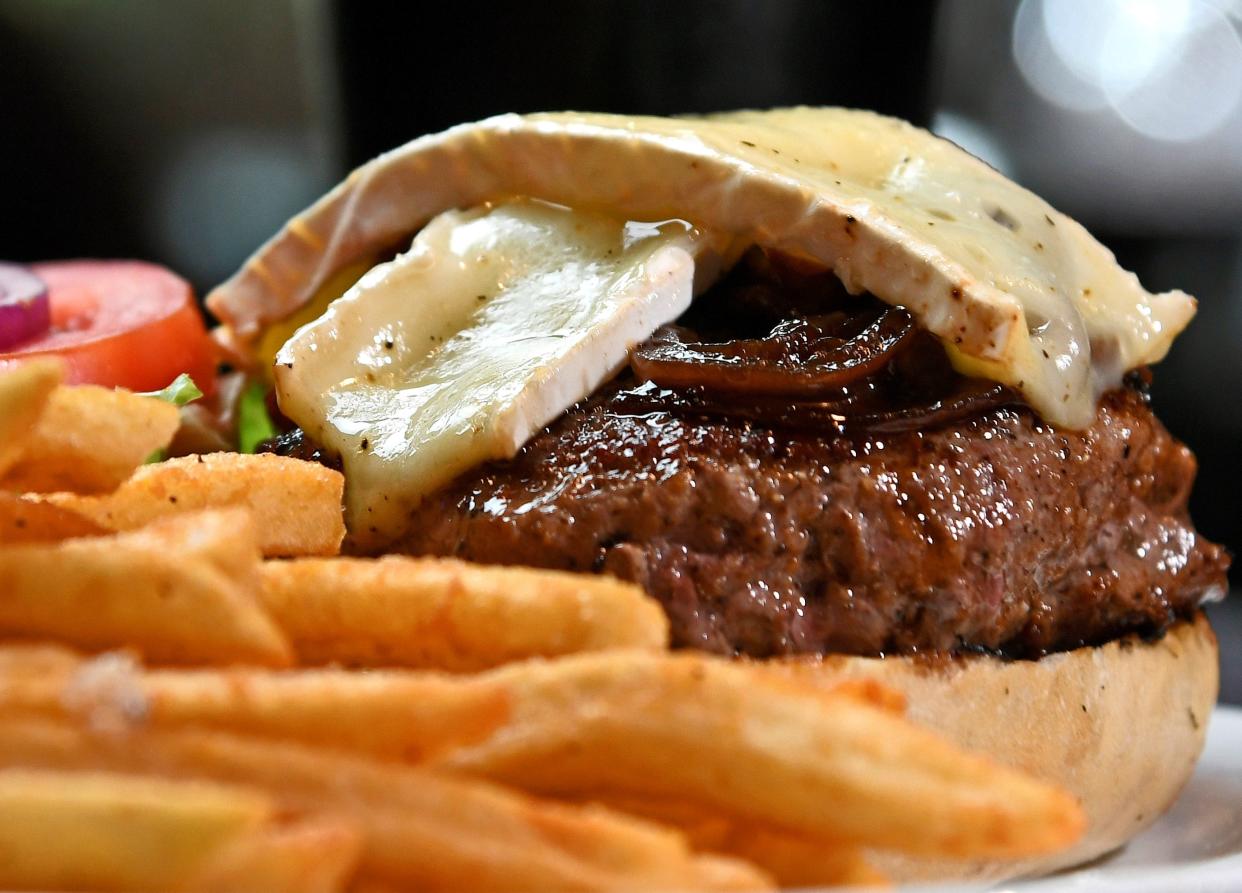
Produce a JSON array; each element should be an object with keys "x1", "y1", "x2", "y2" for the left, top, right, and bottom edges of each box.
[{"x1": 0, "y1": 261, "x2": 217, "y2": 395}]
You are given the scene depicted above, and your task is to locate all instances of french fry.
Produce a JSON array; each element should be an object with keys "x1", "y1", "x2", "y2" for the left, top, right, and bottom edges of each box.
[
  {"x1": 581, "y1": 795, "x2": 888, "y2": 889},
  {"x1": 0, "y1": 358, "x2": 61, "y2": 479},
  {"x1": 0, "y1": 767, "x2": 274, "y2": 892},
  {"x1": 0, "y1": 491, "x2": 105, "y2": 544},
  {"x1": 437, "y1": 653, "x2": 1085, "y2": 859},
  {"x1": 0, "y1": 509, "x2": 292, "y2": 667},
  {"x1": 0, "y1": 649, "x2": 510, "y2": 762},
  {"x1": 0, "y1": 716, "x2": 772, "y2": 892},
  {"x1": 0, "y1": 648, "x2": 1084, "y2": 859},
  {"x1": 183, "y1": 814, "x2": 362, "y2": 893},
  {"x1": 1, "y1": 385, "x2": 180, "y2": 494},
  {"x1": 0, "y1": 642, "x2": 82, "y2": 678},
  {"x1": 43, "y1": 453, "x2": 345, "y2": 557},
  {"x1": 259, "y1": 556, "x2": 668, "y2": 670}
]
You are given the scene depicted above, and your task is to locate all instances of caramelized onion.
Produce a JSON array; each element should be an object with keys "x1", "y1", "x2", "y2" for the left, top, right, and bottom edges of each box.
[
  {"x1": 612, "y1": 378, "x2": 1016, "y2": 435},
  {"x1": 630, "y1": 307, "x2": 916, "y2": 397}
]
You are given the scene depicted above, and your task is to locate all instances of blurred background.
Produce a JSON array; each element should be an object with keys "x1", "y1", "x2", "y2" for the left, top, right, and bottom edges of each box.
[{"x1": 1, "y1": 0, "x2": 1238, "y2": 699}]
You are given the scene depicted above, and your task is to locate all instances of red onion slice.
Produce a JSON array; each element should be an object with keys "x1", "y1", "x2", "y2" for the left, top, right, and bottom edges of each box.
[
  {"x1": 631, "y1": 308, "x2": 916, "y2": 397},
  {"x1": 0, "y1": 262, "x2": 51, "y2": 350}
]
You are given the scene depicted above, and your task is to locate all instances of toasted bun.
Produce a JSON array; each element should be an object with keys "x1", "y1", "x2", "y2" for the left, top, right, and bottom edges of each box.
[{"x1": 773, "y1": 613, "x2": 1218, "y2": 883}]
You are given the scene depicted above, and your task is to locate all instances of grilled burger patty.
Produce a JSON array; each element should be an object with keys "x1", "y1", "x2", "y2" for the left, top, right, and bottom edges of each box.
[
  {"x1": 270, "y1": 253, "x2": 1229, "y2": 659},
  {"x1": 398, "y1": 379, "x2": 1226, "y2": 659}
]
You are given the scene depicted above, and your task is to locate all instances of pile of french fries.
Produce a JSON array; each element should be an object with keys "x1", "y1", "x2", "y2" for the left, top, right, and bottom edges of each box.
[{"x1": 0, "y1": 359, "x2": 1086, "y2": 892}]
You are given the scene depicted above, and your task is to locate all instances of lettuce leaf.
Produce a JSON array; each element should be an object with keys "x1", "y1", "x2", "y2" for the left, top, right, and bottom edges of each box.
[
  {"x1": 140, "y1": 373, "x2": 203, "y2": 463},
  {"x1": 237, "y1": 380, "x2": 277, "y2": 453},
  {"x1": 138, "y1": 373, "x2": 203, "y2": 407}
]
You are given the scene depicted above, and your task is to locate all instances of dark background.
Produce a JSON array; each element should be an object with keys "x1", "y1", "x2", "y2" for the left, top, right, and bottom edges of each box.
[{"x1": 1, "y1": 0, "x2": 1238, "y2": 700}]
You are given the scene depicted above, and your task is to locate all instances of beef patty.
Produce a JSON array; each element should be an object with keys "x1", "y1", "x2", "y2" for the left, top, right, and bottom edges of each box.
[
  {"x1": 397, "y1": 378, "x2": 1227, "y2": 658},
  {"x1": 269, "y1": 251, "x2": 1229, "y2": 659}
]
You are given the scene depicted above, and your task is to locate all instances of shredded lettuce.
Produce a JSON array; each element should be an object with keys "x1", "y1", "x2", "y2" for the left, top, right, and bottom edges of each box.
[
  {"x1": 139, "y1": 373, "x2": 203, "y2": 407},
  {"x1": 238, "y1": 380, "x2": 277, "y2": 453}
]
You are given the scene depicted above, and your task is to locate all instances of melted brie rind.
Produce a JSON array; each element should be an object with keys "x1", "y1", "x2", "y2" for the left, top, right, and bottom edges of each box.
[
  {"x1": 211, "y1": 108, "x2": 1196, "y2": 431},
  {"x1": 275, "y1": 199, "x2": 730, "y2": 546}
]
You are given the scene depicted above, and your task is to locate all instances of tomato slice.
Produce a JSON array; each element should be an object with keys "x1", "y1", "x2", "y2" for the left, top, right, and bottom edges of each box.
[{"x1": 0, "y1": 261, "x2": 217, "y2": 395}]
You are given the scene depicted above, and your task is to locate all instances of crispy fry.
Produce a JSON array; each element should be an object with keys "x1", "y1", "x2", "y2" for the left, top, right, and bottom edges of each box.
[
  {"x1": 0, "y1": 648, "x2": 1084, "y2": 858},
  {"x1": 0, "y1": 491, "x2": 105, "y2": 544},
  {"x1": 0, "y1": 642, "x2": 82, "y2": 678},
  {"x1": 259, "y1": 556, "x2": 668, "y2": 670},
  {"x1": 583, "y1": 795, "x2": 888, "y2": 888},
  {"x1": 0, "y1": 767, "x2": 274, "y2": 892},
  {"x1": 183, "y1": 814, "x2": 362, "y2": 893},
  {"x1": 0, "y1": 359, "x2": 61, "y2": 479},
  {"x1": 0, "y1": 649, "x2": 510, "y2": 762},
  {"x1": 437, "y1": 652, "x2": 1085, "y2": 859},
  {"x1": 0, "y1": 717, "x2": 772, "y2": 892},
  {"x1": 43, "y1": 453, "x2": 345, "y2": 557},
  {"x1": 1, "y1": 385, "x2": 180, "y2": 494},
  {"x1": 0, "y1": 510, "x2": 292, "y2": 667}
]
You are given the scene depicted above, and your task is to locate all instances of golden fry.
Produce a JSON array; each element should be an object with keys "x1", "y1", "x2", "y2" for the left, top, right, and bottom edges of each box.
[
  {"x1": 0, "y1": 359, "x2": 61, "y2": 480},
  {"x1": 586, "y1": 795, "x2": 888, "y2": 888},
  {"x1": 0, "y1": 491, "x2": 105, "y2": 544},
  {"x1": 1, "y1": 385, "x2": 179, "y2": 494},
  {"x1": 259, "y1": 556, "x2": 668, "y2": 670},
  {"x1": 0, "y1": 510, "x2": 291, "y2": 667},
  {"x1": 44, "y1": 453, "x2": 345, "y2": 557},
  {"x1": 183, "y1": 814, "x2": 362, "y2": 893},
  {"x1": 439, "y1": 652, "x2": 1085, "y2": 859},
  {"x1": 0, "y1": 648, "x2": 1083, "y2": 859},
  {"x1": 0, "y1": 767, "x2": 273, "y2": 892},
  {"x1": 0, "y1": 717, "x2": 772, "y2": 892},
  {"x1": 0, "y1": 651, "x2": 510, "y2": 762}
]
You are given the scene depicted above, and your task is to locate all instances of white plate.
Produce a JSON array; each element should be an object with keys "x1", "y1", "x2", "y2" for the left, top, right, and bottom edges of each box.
[{"x1": 903, "y1": 705, "x2": 1242, "y2": 892}]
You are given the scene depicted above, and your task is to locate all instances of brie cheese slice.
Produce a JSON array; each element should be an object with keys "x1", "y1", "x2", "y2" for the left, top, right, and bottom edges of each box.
[{"x1": 275, "y1": 199, "x2": 732, "y2": 547}]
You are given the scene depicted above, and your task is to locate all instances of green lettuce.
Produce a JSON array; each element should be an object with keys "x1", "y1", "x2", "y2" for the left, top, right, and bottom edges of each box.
[
  {"x1": 237, "y1": 380, "x2": 278, "y2": 453},
  {"x1": 140, "y1": 373, "x2": 203, "y2": 463},
  {"x1": 138, "y1": 372, "x2": 203, "y2": 407}
]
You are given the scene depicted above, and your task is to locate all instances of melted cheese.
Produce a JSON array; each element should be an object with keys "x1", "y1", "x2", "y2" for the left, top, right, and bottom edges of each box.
[
  {"x1": 210, "y1": 108, "x2": 1195, "y2": 431},
  {"x1": 275, "y1": 199, "x2": 731, "y2": 546}
]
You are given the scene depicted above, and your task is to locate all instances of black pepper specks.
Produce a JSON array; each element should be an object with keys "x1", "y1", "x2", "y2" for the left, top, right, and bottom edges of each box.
[
  {"x1": 987, "y1": 205, "x2": 1020, "y2": 231},
  {"x1": 1189, "y1": 708, "x2": 1200, "y2": 730},
  {"x1": 360, "y1": 438, "x2": 370, "y2": 452},
  {"x1": 740, "y1": 140, "x2": 756, "y2": 148},
  {"x1": 950, "y1": 287, "x2": 963, "y2": 301}
]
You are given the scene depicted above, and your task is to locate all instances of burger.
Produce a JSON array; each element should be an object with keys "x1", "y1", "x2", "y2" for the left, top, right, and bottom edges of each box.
[{"x1": 207, "y1": 108, "x2": 1229, "y2": 881}]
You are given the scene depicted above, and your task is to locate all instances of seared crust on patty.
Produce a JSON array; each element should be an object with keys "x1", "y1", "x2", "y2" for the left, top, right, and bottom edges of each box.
[{"x1": 399, "y1": 384, "x2": 1228, "y2": 659}]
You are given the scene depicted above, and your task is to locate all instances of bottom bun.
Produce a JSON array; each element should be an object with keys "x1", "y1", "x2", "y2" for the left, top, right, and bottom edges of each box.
[{"x1": 775, "y1": 613, "x2": 1218, "y2": 883}]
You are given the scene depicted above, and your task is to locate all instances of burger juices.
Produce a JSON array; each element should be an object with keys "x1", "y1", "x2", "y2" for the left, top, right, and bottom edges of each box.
[{"x1": 209, "y1": 108, "x2": 1230, "y2": 880}]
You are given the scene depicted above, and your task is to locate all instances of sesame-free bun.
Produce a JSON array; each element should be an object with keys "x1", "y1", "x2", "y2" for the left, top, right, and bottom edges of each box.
[{"x1": 775, "y1": 613, "x2": 1218, "y2": 883}]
